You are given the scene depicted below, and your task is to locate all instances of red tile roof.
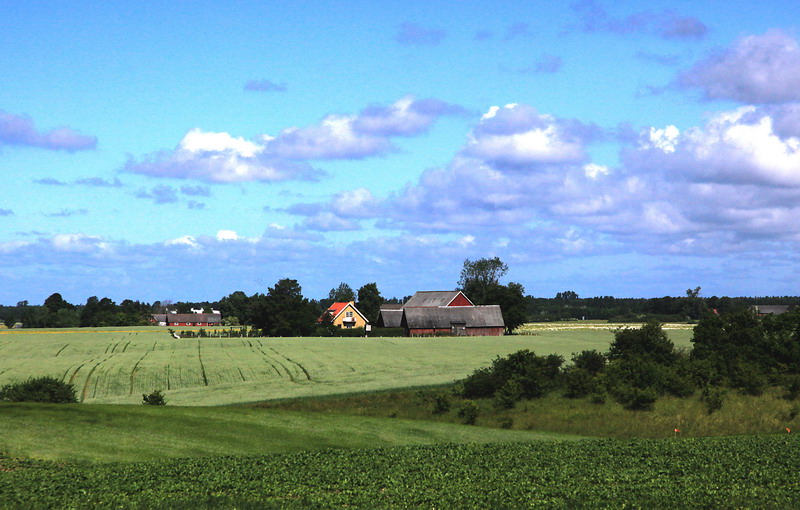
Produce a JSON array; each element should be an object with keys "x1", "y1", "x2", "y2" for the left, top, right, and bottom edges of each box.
[{"x1": 318, "y1": 302, "x2": 351, "y2": 322}]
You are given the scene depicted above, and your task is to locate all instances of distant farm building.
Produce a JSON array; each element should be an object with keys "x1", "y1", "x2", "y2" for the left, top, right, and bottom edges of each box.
[
  {"x1": 151, "y1": 313, "x2": 222, "y2": 327},
  {"x1": 401, "y1": 305, "x2": 505, "y2": 337},
  {"x1": 377, "y1": 290, "x2": 504, "y2": 336},
  {"x1": 751, "y1": 305, "x2": 793, "y2": 316},
  {"x1": 376, "y1": 303, "x2": 404, "y2": 328},
  {"x1": 319, "y1": 301, "x2": 369, "y2": 329}
]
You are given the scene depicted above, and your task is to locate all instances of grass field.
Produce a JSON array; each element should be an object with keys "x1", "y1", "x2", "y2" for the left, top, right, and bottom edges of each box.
[
  {"x1": 0, "y1": 402, "x2": 577, "y2": 463},
  {"x1": 0, "y1": 324, "x2": 694, "y2": 406},
  {"x1": 3, "y1": 324, "x2": 798, "y2": 508}
]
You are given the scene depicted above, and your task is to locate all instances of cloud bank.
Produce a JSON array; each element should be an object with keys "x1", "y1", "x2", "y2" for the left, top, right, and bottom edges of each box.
[{"x1": 0, "y1": 111, "x2": 97, "y2": 151}]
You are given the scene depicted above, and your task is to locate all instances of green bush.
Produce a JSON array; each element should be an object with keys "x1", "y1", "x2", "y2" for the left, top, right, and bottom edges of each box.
[
  {"x1": 493, "y1": 378, "x2": 522, "y2": 410},
  {"x1": 460, "y1": 350, "x2": 563, "y2": 401},
  {"x1": 142, "y1": 390, "x2": 167, "y2": 406},
  {"x1": 457, "y1": 401, "x2": 479, "y2": 425},
  {"x1": 731, "y1": 362, "x2": 767, "y2": 396},
  {"x1": 783, "y1": 375, "x2": 800, "y2": 401},
  {"x1": 700, "y1": 386, "x2": 726, "y2": 414},
  {"x1": 0, "y1": 376, "x2": 77, "y2": 403},
  {"x1": 616, "y1": 386, "x2": 658, "y2": 411},
  {"x1": 461, "y1": 367, "x2": 498, "y2": 399},
  {"x1": 431, "y1": 394, "x2": 450, "y2": 415},
  {"x1": 564, "y1": 368, "x2": 597, "y2": 399}
]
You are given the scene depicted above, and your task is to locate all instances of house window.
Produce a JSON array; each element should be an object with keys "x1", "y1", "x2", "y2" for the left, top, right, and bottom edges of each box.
[{"x1": 346, "y1": 311, "x2": 353, "y2": 318}]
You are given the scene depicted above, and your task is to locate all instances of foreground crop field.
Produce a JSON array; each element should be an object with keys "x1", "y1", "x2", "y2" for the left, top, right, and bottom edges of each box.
[
  {"x1": 1, "y1": 435, "x2": 797, "y2": 508},
  {"x1": 0, "y1": 325, "x2": 693, "y2": 405}
]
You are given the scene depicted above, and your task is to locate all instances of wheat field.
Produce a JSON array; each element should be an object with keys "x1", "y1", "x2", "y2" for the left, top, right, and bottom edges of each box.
[{"x1": 0, "y1": 325, "x2": 694, "y2": 405}]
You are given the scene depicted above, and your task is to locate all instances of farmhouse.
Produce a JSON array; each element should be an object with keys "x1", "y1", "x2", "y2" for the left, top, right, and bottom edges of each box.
[
  {"x1": 401, "y1": 305, "x2": 505, "y2": 337},
  {"x1": 150, "y1": 313, "x2": 222, "y2": 327},
  {"x1": 319, "y1": 301, "x2": 369, "y2": 329}
]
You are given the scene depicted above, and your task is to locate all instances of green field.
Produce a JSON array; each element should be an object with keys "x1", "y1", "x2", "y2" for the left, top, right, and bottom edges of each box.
[
  {"x1": 0, "y1": 325, "x2": 694, "y2": 405},
  {"x1": 4, "y1": 325, "x2": 798, "y2": 508},
  {"x1": 2, "y1": 436, "x2": 798, "y2": 508},
  {"x1": 0, "y1": 402, "x2": 576, "y2": 463}
]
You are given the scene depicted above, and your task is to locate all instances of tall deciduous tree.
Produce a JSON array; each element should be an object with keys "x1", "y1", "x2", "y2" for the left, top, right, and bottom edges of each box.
[
  {"x1": 357, "y1": 282, "x2": 384, "y2": 324},
  {"x1": 484, "y1": 281, "x2": 527, "y2": 333},
  {"x1": 458, "y1": 257, "x2": 526, "y2": 332},
  {"x1": 250, "y1": 279, "x2": 318, "y2": 337},
  {"x1": 458, "y1": 257, "x2": 508, "y2": 304},
  {"x1": 328, "y1": 282, "x2": 355, "y2": 303}
]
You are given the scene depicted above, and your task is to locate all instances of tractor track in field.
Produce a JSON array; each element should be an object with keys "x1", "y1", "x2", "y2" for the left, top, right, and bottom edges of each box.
[
  {"x1": 54, "y1": 344, "x2": 69, "y2": 357},
  {"x1": 262, "y1": 342, "x2": 312, "y2": 381},
  {"x1": 121, "y1": 340, "x2": 131, "y2": 352},
  {"x1": 129, "y1": 350, "x2": 151, "y2": 395},
  {"x1": 223, "y1": 347, "x2": 247, "y2": 382},
  {"x1": 165, "y1": 344, "x2": 176, "y2": 391},
  {"x1": 68, "y1": 361, "x2": 90, "y2": 385},
  {"x1": 197, "y1": 341, "x2": 209, "y2": 386},
  {"x1": 248, "y1": 343, "x2": 287, "y2": 380},
  {"x1": 82, "y1": 353, "x2": 116, "y2": 402}
]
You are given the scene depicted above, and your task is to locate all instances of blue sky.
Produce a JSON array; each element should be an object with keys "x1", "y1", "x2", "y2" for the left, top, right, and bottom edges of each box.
[{"x1": 2, "y1": 1, "x2": 800, "y2": 305}]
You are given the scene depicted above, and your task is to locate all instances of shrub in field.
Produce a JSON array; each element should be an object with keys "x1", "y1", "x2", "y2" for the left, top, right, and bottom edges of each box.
[
  {"x1": 589, "y1": 386, "x2": 608, "y2": 404},
  {"x1": 783, "y1": 375, "x2": 800, "y2": 400},
  {"x1": 616, "y1": 386, "x2": 658, "y2": 411},
  {"x1": 572, "y1": 349, "x2": 606, "y2": 374},
  {"x1": 700, "y1": 386, "x2": 726, "y2": 414},
  {"x1": 461, "y1": 367, "x2": 498, "y2": 399},
  {"x1": 564, "y1": 368, "x2": 597, "y2": 398},
  {"x1": 0, "y1": 376, "x2": 77, "y2": 403},
  {"x1": 142, "y1": 390, "x2": 167, "y2": 406},
  {"x1": 564, "y1": 350, "x2": 607, "y2": 399},
  {"x1": 731, "y1": 362, "x2": 767, "y2": 396},
  {"x1": 460, "y1": 350, "x2": 563, "y2": 401},
  {"x1": 457, "y1": 401, "x2": 479, "y2": 425},
  {"x1": 493, "y1": 378, "x2": 522, "y2": 409},
  {"x1": 431, "y1": 394, "x2": 450, "y2": 415}
]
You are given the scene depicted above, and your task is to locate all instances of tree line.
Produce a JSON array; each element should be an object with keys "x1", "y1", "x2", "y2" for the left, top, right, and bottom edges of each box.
[{"x1": 2, "y1": 257, "x2": 798, "y2": 332}]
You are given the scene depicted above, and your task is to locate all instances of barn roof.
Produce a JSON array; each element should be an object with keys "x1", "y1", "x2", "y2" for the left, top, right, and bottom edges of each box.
[
  {"x1": 377, "y1": 307, "x2": 403, "y2": 328},
  {"x1": 404, "y1": 290, "x2": 473, "y2": 307},
  {"x1": 401, "y1": 305, "x2": 504, "y2": 329}
]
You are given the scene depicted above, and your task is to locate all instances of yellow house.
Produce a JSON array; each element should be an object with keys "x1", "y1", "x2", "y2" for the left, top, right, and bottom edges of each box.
[{"x1": 319, "y1": 301, "x2": 369, "y2": 329}]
